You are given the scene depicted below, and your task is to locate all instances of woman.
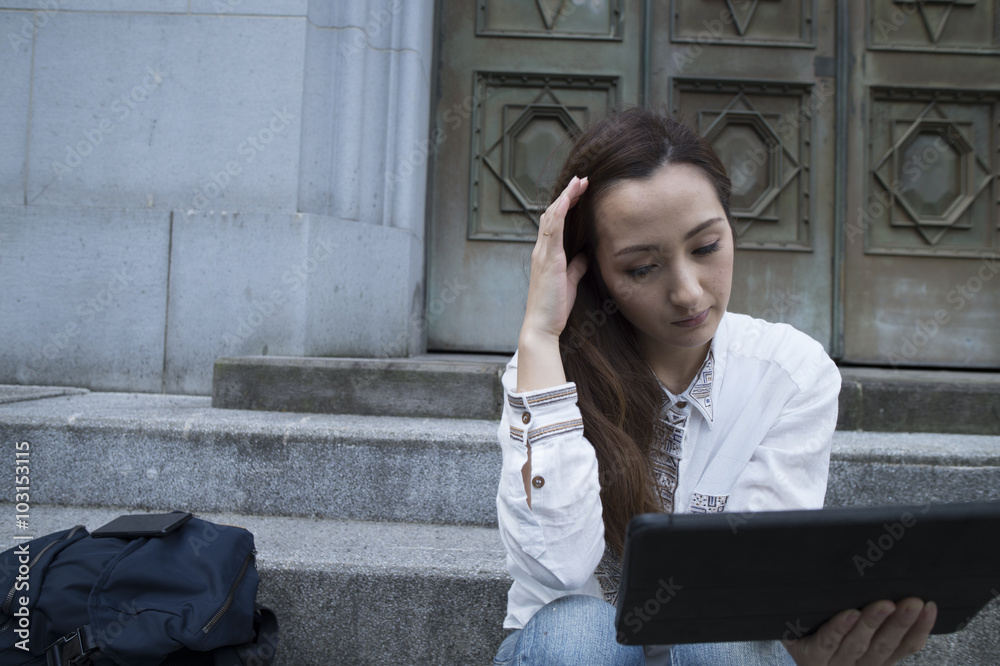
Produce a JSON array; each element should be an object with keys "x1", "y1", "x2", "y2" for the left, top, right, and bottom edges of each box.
[{"x1": 493, "y1": 107, "x2": 936, "y2": 665}]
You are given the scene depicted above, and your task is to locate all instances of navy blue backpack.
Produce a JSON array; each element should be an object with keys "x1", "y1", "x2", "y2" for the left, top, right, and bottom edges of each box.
[{"x1": 0, "y1": 513, "x2": 277, "y2": 666}]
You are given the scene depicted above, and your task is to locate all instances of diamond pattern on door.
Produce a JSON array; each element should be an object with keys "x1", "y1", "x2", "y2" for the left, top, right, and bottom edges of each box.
[
  {"x1": 468, "y1": 72, "x2": 619, "y2": 241},
  {"x1": 862, "y1": 89, "x2": 998, "y2": 256},
  {"x1": 674, "y1": 79, "x2": 818, "y2": 251}
]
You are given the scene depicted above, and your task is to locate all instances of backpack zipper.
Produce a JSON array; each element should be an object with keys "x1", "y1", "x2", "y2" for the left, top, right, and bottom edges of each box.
[
  {"x1": 201, "y1": 549, "x2": 255, "y2": 635},
  {"x1": 0, "y1": 525, "x2": 86, "y2": 631}
]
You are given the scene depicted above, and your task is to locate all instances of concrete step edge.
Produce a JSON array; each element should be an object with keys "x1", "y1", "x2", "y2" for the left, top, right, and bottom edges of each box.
[{"x1": 208, "y1": 357, "x2": 1000, "y2": 434}]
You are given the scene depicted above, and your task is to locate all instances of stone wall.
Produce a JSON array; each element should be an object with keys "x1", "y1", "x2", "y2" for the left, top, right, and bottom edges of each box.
[{"x1": 0, "y1": 0, "x2": 435, "y2": 393}]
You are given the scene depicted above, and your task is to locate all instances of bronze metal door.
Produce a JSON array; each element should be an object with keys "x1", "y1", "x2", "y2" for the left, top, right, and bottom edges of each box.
[
  {"x1": 427, "y1": 1, "x2": 999, "y2": 367},
  {"x1": 842, "y1": 0, "x2": 1000, "y2": 366},
  {"x1": 650, "y1": 0, "x2": 838, "y2": 350},
  {"x1": 427, "y1": 0, "x2": 644, "y2": 352}
]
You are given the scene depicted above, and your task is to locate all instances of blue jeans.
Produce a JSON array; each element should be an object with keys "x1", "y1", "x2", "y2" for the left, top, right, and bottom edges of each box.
[{"x1": 494, "y1": 595, "x2": 794, "y2": 665}]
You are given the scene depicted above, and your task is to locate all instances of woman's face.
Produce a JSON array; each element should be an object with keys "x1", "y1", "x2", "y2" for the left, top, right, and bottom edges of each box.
[{"x1": 593, "y1": 162, "x2": 734, "y2": 368}]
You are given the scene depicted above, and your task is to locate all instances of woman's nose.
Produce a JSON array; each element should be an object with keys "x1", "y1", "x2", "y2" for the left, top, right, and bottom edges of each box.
[{"x1": 668, "y1": 265, "x2": 703, "y2": 310}]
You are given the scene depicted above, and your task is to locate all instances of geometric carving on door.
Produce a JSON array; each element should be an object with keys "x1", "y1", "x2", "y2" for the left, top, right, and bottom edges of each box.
[
  {"x1": 898, "y1": 0, "x2": 977, "y2": 43},
  {"x1": 477, "y1": 0, "x2": 624, "y2": 40},
  {"x1": 674, "y1": 79, "x2": 815, "y2": 251},
  {"x1": 870, "y1": 0, "x2": 998, "y2": 53},
  {"x1": 671, "y1": 0, "x2": 815, "y2": 47},
  {"x1": 865, "y1": 89, "x2": 998, "y2": 256},
  {"x1": 469, "y1": 72, "x2": 620, "y2": 241}
]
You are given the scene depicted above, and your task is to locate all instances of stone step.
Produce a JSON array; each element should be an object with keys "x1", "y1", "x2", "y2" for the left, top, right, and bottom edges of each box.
[
  {"x1": 1, "y1": 389, "x2": 999, "y2": 527},
  {"x1": 2, "y1": 504, "x2": 997, "y2": 665},
  {"x1": 0, "y1": 504, "x2": 509, "y2": 665},
  {"x1": 212, "y1": 354, "x2": 507, "y2": 421},
  {"x1": 212, "y1": 355, "x2": 1000, "y2": 435},
  {"x1": 0, "y1": 389, "x2": 499, "y2": 526}
]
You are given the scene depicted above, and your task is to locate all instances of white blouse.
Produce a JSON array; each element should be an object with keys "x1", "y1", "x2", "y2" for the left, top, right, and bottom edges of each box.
[{"x1": 495, "y1": 311, "x2": 842, "y2": 631}]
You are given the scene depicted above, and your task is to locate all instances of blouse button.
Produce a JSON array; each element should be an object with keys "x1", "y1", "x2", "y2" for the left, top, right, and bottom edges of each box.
[
  {"x1": 676, "y1": 401, "x2": 688, "y2": 409},
  {"x1": 531, "y1": 476, "x2": 545, "y2": 489},
  {"x1": 521, "y1": 412, "x2": 531, "y2": 424}
]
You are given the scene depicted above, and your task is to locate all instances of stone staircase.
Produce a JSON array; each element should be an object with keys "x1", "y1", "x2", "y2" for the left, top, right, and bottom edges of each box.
[{"x1": 1, "y1": 358, "x2": 999, "y2": 664}]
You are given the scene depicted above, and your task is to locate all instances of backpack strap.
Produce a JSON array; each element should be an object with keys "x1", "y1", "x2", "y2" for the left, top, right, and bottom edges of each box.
[{"x1": 45, "y1": 625, "x2": 107, "y2": 666}]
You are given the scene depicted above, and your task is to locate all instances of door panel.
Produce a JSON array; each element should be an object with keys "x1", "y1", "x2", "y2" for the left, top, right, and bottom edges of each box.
[
  {"x1": 842, "y1": 0, "x2": 1000, "y2": 366},
  {"x1": 428, "y1": 0, "x2": 643, "y2": 352},
  {"x1": 653, "y1": 0, "x2": 837, "y2": 349}
]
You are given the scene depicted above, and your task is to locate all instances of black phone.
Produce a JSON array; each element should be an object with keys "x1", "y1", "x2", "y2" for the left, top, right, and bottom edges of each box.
[{"x1": 91, "y1": 511, "x2": 193, "y2": 538}]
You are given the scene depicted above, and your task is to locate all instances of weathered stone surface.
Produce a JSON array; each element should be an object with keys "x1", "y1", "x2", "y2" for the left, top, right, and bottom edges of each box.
[
  {"x1": 212, "y1": 354, "x2": 506, "y2": 420},
  {"x1": 0, "y1": 206, "x2": 171, "y2": 392},
  {"x1": 0, "y1": 11, "x2": 32, "y2": 206},
  {"x1": 26, "y1": 11, "x2": 305, "y2": 211},
  {"x1": 165, "y1": 212, "x2": 418, "y2": 394},
  {"x1": 212, "y1": 356, "x2": 1000, "y2": 434},
  {"x1": 838, "y1": 367, "x2": 1000, "y2": 435},
  {"x1": 0, "y1": 384, "x2": 88, "y2": 404}
]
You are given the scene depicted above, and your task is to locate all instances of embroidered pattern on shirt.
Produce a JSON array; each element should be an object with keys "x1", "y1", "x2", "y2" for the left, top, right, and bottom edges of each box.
[
  {"x1": 594, "y1": 547, "x2": 624, "y2": 606},
  {"x1": 594, "y1": 397, "x2": 689, "y2": 604},
  {"x1": 689, "y1": 492, "x2": 729, "y2": 513},
  {"x1": 506, "y1": 386, "x2": 577, "y2": 410},
  {"x1": 688, "y1": 350, "x2": 714, "y2": 422},
  {"x1": 521, "y1": 418, "x2": 583, "y2": 445},
  {"x1": 651, "y1": 400, "x2": 686, "y2": 514}
]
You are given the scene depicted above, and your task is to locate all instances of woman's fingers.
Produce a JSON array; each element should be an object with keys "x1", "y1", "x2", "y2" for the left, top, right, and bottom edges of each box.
[
  {"x1": 877, "y1": 600, "x2": 936, "y2": 665},
  {"x1": 828, "y1": 600, "x2": 896, "y2": 664},
  {"x1": 539, "y1": 176, "x2": 588, "y2": 243},
  {"x1": 783, "y1": 607, "x2": 863, "y2": 664},
  {"x1": 784, "y1": 599, "x2": 936, "y2": 666},
  {"x1": 522, "y1": 175, "x2": 590, "y2": 340}
]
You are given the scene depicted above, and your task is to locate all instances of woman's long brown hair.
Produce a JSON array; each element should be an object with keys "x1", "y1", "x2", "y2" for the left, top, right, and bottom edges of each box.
[{"x1": 551, "y1": 106, "x2": 734, "y2": 554}]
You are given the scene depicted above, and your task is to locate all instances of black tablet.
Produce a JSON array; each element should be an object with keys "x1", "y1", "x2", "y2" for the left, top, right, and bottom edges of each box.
[{"x1": 614, "y1": 501, "x2": 1000, "y2": 645}]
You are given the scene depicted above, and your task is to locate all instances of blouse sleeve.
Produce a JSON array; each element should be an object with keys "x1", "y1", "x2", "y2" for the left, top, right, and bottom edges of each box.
[
  {"x1": 724, "y1": 345, "x2": 842, "y2": 513},
  {"x1": 495, "y1": 351, "x2": 606, "y2": 591}
]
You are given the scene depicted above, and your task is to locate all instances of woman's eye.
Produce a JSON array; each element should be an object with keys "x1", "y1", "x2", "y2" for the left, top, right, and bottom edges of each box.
[
  {"x1": 627, "y1": 265, "x2": 654, "y2": 279},
  {"x1": 693, "y1": 241, "x2": 721, "y2": 256}
]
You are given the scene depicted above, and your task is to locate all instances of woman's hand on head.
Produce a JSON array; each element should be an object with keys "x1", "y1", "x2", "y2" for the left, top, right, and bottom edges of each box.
[
  {"x1": 521, "y1": 175, "x2": 590, "y2": 344},
  {"x1": 782, "y1": 597, "x2": 936, "y2": 666}
]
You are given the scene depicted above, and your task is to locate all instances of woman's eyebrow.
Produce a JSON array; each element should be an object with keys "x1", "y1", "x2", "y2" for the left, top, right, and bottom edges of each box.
[
  {"x1": 684, "y1": 217, "x2": 725, "y2": 240},
  {"x1": 614, "y1": 217, "x2": 726, "y2": 256}
]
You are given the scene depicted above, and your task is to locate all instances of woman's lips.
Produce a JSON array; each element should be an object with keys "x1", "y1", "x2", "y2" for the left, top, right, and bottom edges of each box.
[{"x1": 672, "y1": 309, "x2": 709, "y2": 328}]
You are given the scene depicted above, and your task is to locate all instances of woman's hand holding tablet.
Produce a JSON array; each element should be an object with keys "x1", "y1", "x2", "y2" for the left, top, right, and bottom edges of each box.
[{"x1": 783, "y1": 597, "x2": 937, "y2": 665}]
